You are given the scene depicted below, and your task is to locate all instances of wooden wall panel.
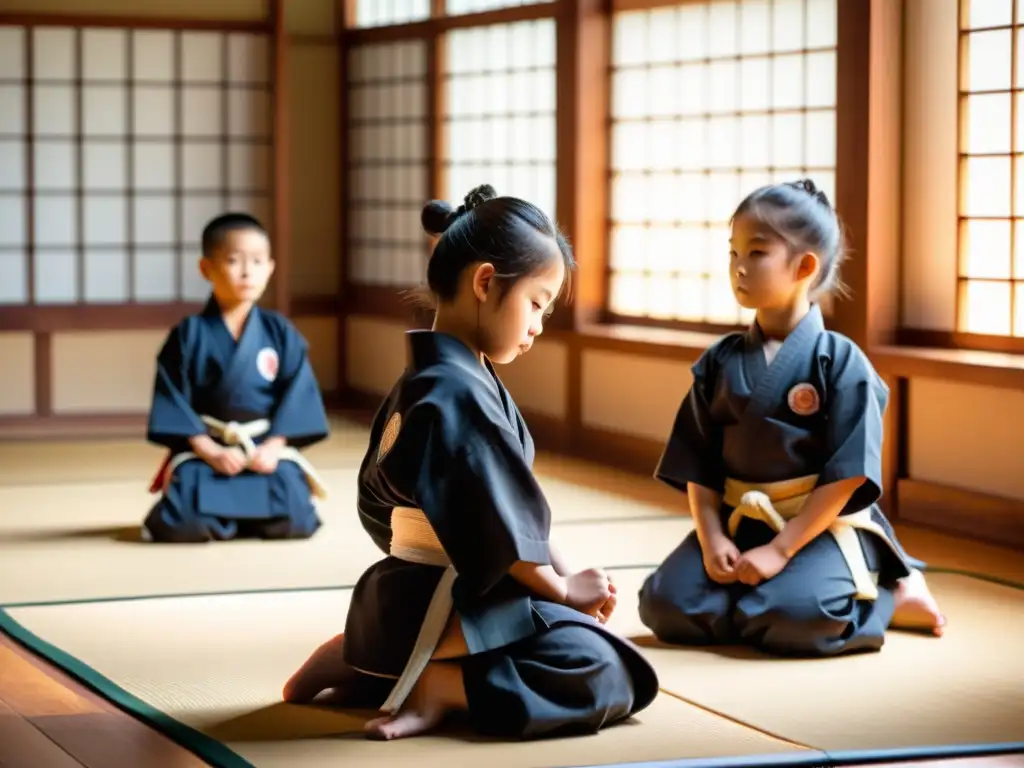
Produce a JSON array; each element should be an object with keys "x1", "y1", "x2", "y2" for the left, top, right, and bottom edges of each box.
[
  {"x1": 901, "y1": 0, "x2": 958, "y2": 331},
  {"x1": 287, "y1": 44, "x2": 341, "y2": 297},
  {"x1": 908, "y1": 378, "x2": 1024, "y2": 502},
  {"x1": 293, "y1": 315, "x2": 338, "y2": 391},
  {"x1": 0, "y1": 332, "x2": 34, "y2": 414},
  {"x1": 50, "y1": 330, "x2": 164, "y2": 412},
  {"x1": 499, "y1": 340, "x2": 568, "y2": 420},
  {"x1": 343, "y1": 315, "x2": 407, "y2": 396},
  {"x1": 580, "y1": 350, "x2": 692, "y2": 442}
]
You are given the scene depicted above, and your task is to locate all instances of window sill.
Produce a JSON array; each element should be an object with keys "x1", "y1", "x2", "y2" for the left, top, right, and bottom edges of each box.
[
  {"x1": 869, "y1": 344, "x2": 1024, "y2": 390},
  {"x1": 558, "y1": 321, "x2": 1024, "y2": 391},
  {"x1": 560, "y1": 322, "x2": 720, "y2": 361}
]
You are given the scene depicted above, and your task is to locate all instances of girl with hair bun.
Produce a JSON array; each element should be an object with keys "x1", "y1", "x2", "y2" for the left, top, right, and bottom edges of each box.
[
  {"x1": 283, "y1": 184, "x2": 658, "y2": 741},
  {"x1": 639, "y1": 179, "x2": 945, "y2": 657}
]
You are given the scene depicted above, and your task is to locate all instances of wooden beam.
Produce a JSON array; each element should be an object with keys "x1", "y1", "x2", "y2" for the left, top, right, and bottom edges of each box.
[
  {"x1": 830, "y1": 0, "x2": 904, "y2": 349},
  {"x1": 271, "y1": 0, "x2": 292, "y2": 317}
]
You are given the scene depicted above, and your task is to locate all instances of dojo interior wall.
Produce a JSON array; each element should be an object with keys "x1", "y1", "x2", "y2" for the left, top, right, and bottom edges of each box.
[
  {"x1": 0, "y1": 0, "x2": 1021, "y2": 548},
  {"x1": 338, "y1": 0, "x2": 1024, "y2": 550},
  {"x1": 0, "y1": 0, "x2": 342, "y2": 433}
]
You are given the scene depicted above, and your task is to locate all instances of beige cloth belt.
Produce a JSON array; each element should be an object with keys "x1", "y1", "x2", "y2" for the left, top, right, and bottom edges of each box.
[
  {"x1": 157, "y1": 415, "x2": 328, "y2": 499},
  {"x1": 723, "y1": 474, "x2": 900, "y2": 601},
  {"x1": 380, "y1": 506, "x2": 456, "y2": 715}
]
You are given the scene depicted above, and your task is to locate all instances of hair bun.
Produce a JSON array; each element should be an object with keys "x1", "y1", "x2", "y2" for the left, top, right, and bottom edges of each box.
[
  {"x1": 464, "y1": 184, "x2": 497, "y2": 211},
  {"x1": 791, "y1": 178, "x2": 832, "y2": 211},
  {"x1": 421, "y1": 184, "x2": 498, "y2": 236},
  {"x1": 421, "y1": 199, "x2": 456, "y2": 236}
]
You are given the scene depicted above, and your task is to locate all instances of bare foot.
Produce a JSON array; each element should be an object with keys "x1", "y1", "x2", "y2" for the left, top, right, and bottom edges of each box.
[
  {"x1": 282, "y1": 633, "x2": 353, "y2": 703},
  {"x1": 364, "y1": 662, "x2": 467, "y2": 741},
  {"x1": 891, "y1": 569, "x2": 946, "y2": 636}
]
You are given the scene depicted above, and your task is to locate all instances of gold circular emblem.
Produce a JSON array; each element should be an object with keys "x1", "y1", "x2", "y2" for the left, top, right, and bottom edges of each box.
[{"x1": 377, "y1": 411, "x2": 402, "y2": 462}]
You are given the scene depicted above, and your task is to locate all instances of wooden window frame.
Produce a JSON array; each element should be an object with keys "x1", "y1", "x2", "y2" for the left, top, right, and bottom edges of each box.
[{"x1": 338, "y1": 0, "x2": 561, "y2": 321}]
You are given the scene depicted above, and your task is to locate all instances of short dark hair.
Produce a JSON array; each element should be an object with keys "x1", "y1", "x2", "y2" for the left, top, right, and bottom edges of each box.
[
  {"x1": 201, "y1": 212, "x2": 269, "y2": 259},
  {"x1": 411, "y1": 184, "x2": 575, "y2": 309},
  {"x1": 731, "y1": 178, "x2": 849, "y2": 300}
]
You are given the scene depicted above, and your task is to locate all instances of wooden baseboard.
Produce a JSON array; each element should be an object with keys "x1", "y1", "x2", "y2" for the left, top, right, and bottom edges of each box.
[
  {"x1": 897, "y1": 478, "x2": 1024, "y2": 550},
  {"x1": 0, "y1": 413, "x2": 148, "y2": 441}
]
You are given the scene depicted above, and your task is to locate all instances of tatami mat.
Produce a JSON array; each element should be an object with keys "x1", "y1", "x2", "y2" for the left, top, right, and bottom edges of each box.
[
  {"x1": 0, "y1": 464, "x2": 687, "y2": 606},
  {"x1": 3, "y1": 424, "x2": 1023, "y2": 767},
  {"x1": 642, "y1": 571, "x2": 1024, "y2": 753},
  {"x1": 0, "y1": 583, "x2": 818, "y2": 768}
]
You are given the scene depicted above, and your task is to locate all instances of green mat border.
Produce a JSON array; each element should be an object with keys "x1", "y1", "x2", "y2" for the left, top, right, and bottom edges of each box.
[{"x1": 1, "y1": 565, "x2": 1023, "y2": 768}]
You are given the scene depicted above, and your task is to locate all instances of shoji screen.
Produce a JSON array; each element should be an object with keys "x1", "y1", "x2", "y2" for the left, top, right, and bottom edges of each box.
[
  {"x1": 0, "y1": 24, "x2": 272, "y2": 308},
  {"x1": 345, "y1": 39, "x2": 430, "y2": 287}
]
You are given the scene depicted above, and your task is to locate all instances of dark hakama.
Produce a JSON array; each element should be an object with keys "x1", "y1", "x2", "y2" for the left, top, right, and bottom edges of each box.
[
  {"x1": 144, "y1": 297, "x2": 329, "y2": 542},
  {"x1": 344, "y1": 330, "x2": 658, "y2": 739},
  {"x1": 638, "y1": 305, "x2": 924, "y2": 657}
]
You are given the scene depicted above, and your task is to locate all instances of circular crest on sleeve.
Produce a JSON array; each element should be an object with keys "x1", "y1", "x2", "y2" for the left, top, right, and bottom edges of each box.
[
  {"x1": 377, "y1": 411, "x2": 402, "y2": 463},
  {"x1": 787, "y1": 382, "x2": 820, "y2": 416},
  {"x1": 256, "y1": 347, "x2": 279, "y2": 382}
]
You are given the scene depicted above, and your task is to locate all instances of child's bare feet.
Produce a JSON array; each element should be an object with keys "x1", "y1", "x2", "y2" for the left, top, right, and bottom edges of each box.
[
  {"x1": 891, "y1": 569, "x2": 946, "y2": 636},
  {"x1": 364, "y1": 662, "x2": 467, "y2": 741},
  {"x1": 282, "y1": 633, "x2": 354, "y2": 703}
]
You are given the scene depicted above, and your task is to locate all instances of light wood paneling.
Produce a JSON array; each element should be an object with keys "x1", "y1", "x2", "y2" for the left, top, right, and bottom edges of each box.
[
  {"x1": 50, "y1": 330, "x2": 164, "y2": 413},
  {"x1": 0, "y1": 332, "x2": 34, "y2": 415}
]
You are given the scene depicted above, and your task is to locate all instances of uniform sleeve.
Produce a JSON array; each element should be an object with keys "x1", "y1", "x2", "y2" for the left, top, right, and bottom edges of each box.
[
  {"x1": 654, "y1": 349, "x2": 726, "y2": 495},
  {"x1": 268, "y1": 322, "x2": 329, "y2": 448},
  {"x1": 147, "y1": 325, "x2": 206, "y2": 452},
  {"x1": 816, "y1": 348, "x2": 889, "y2": 513},
  {"x1": 379, "y1": 402, "x2": 552, "y2": 600}
]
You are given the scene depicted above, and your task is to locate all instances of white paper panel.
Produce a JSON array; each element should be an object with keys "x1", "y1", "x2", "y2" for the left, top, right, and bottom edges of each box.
[
  {"x1": 133, "y1": 87, "x2": 175, "y2": 137},
  {"x1": 182, "y1": 143, "x2": 222, "y2": 190},
  {"x1": 35, "y1": 196, "x2": 77, "y2": 246},
  {"x1": 180, "y1": 249, "x2": 209, "y2": 301},
  {"x1": 82, "y1": 29, "x2": 126, "y2": 80},
  {"x1": 355, "y1": 0, "x2": 430, "y2": 27},
  {"x1": 182, "y1": 86, "x2": 222, "y2": 136},
  {"x1": 0, "y1": 198, "x2": 25, "y2": 246},
  {"x1": 34, "y1": 141, "x2": 76, "y2": 190},
  {"x1": 0, "y1": 140, "x2": 24, "y2": 190},
  {"x1": 180, "y1": 195, "x2": 224, "y2": 244},
  {"x1": 133, "y1": 31, "x2": 174, "y2": 82},
  {"x1": 228, "y1": 142, "x2": 270, "y2": 191},
  {"x1": 33, "y1": 84, "x2": 75, "y2": 135},
  {"x1": 84, "y1": 196, "x2": 127, "y2": 245},
  {"x1": 227, "y1": 34, "x2": 269, "y2": 84},
  {"x1": 33, "y1": 250, "x2": 78, "y2": 304},
  {"x1": 83, "y1": 143, "x2": 126, "y2": 191},
  {"x1": 446, "y1": 0, "x2": 543, "y2": 13},
  {"x1": 182, "y1": 32, "x2": 222, "y2": 82},
  {"x1": 444, "y1": 20, "x2": 557, "y2": 218},
  {"x1": 134, "y1": 197, "x2": 175, "y2": 245},
  {"x1": 83, "y1": 85, "x2": 126, "y2": 136},
  {"x1": 133, "y1": 249, "x2": 177, "y2": 301},
  {"x1": 0, "y1": 250, "x2": 27, "y2": 303},
  {"x1": 83, "y1": 249, "x2": 129, "y2": 302},
  {"x1": 0, "y1": 85, "x2": 24, "y2": 135},
  {"x1": 133, "y1": 143, "x2": 174, "y2": 190},
  {"x1": 227, "y1": 88, "x2": 270, "y2": 138},
  {"x1": 0, "y1": 28, "x2": 24, "y2": 79},
  {"x1": 33, "y1": 28, "x2": 75, "y2": 80}
]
